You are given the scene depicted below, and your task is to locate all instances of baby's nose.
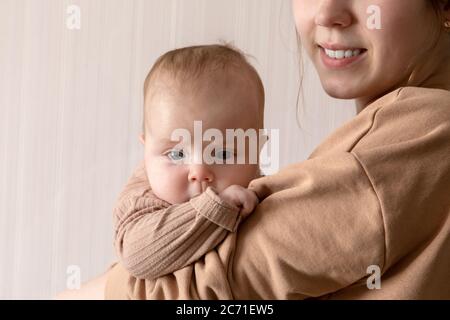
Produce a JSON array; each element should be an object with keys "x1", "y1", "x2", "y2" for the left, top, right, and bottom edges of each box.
[{"x1": 188, "y1": 165, "x2": 214, "y2": 183}]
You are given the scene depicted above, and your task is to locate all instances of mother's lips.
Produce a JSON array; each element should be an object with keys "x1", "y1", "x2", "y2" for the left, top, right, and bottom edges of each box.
[{"x1": 318, "y1": 43, "x2": 366, "y2": 51}]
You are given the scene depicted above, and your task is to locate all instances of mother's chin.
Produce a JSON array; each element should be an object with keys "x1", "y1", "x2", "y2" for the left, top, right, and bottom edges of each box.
[
  {"x1": 319, "y1": 75, "x2": 387, "y2": 110},
  {"x1": 319, "y1": 77, "x2": 366, "y2": 100}
]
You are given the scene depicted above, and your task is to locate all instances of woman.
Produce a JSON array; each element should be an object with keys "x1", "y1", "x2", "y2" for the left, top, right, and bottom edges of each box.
[{"x1": 58, "y1": 0, "x2": 450, "y2": 299}]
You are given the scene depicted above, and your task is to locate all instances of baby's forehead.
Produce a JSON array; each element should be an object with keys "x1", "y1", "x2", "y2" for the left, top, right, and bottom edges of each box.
[
  {"x1": 147, "y1": 104, "x2": 261, "y2": 143},
  {"x1": 144, "y1": 68, "x2": 263, "y2": 139},
  {"x1": 147, "y1": 76, "x2": 260, "y2": 115},
  {"x1": 146, "y1": 67, "x2": 258, "y2": 97}
]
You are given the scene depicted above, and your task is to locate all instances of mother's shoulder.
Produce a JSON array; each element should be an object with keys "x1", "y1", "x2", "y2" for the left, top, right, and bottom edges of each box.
[
  {"x1": 363, "y1": 86, "x2": 450, "y2": 127},
  {"x1": 309, "y1": 87, "x2": 449, "y2": 157},
  {"x1": 370, "y1": 86, "x2": 450, "y2": 110},
  {"x1": 398, "y1": 86, "x2": 450, "y2": 103},
  {"x1": 352, "y1": 86, "x2": 450, "y2": 153}
]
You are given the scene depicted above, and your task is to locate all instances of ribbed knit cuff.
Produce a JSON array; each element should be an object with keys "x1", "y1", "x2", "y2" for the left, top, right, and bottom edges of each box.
[{"x1": 189, "y1": 187, "x2": 242, "y2": 232}]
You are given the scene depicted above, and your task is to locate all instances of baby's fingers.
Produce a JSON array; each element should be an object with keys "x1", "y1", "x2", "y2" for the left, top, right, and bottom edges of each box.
[{"x1": 239, "y1": 191, "x2": 259, "y2": 219}]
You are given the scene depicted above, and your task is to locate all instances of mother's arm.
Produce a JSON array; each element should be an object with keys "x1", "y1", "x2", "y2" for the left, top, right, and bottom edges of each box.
[{"x1": 231, "y1": 152, "x2": 385, "y2": 298}]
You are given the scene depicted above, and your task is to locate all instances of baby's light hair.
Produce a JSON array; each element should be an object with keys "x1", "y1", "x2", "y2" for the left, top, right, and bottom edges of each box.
[{"x1": 142, "y1": 44, "x2": 265, "y2": 136}]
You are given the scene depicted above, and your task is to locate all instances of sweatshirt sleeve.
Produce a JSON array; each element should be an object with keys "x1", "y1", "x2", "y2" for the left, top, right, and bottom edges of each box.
[
  {"x1": 233, "y1": 151, "x2": 386, "y2": 298},
  {"x1": 113, "y1": 162, "x2": 241, "y2": 280}
]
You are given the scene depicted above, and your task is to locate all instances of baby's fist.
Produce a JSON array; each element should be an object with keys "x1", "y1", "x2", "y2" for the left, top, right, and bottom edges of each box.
[{"x1": 219, "y1": 185, "x2": 259, "y2": 219}]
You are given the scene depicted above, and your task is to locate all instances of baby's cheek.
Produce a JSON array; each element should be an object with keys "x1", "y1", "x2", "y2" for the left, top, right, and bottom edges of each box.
[
  {"x1": 148, "y1": 163, "x2": 189, "y2": 204},
  {"x1": 168, "y1": 175, "x2": 190, "y2": 203}
]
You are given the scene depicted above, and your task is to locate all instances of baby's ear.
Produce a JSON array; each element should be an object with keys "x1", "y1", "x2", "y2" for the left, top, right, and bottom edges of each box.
[{"x1": 139, "y1": 133, "x2": 145, "y2": 145}]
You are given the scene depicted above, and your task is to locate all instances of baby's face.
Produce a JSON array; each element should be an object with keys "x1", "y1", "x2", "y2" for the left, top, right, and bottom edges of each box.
[{"x1": 141, "y1": 71, "x2": 264, "y2": 204}]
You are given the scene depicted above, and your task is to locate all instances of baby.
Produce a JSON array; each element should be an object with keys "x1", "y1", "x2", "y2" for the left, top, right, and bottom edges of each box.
[{"x1": 113, "y1": 44, "x2": 266, "y2": 280}]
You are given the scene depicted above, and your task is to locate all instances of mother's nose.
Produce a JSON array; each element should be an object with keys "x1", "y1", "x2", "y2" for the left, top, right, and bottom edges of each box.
[
  {"x1": 188, "y1": 164, "x2": 214, "y2": 183},
  {"x1": 315, "y1": 0, "x2": 353, "y2": 28}
]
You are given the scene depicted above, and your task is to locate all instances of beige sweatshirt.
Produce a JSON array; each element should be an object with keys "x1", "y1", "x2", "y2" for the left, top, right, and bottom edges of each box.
[{"x1": 106, "y1": 84, "x2": 450, "y2": 299}]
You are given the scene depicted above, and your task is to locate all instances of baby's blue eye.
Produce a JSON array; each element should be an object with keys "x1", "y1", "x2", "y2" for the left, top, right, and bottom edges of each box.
[
  {"x1": 215, "y1": 149, "x2": 234, "y2": 160},
  {"x1": 166, "y1": 149, "x2": 185, "y2": 161}
]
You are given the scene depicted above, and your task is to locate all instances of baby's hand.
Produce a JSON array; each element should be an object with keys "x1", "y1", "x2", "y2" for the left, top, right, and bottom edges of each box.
[{"x1": 219, "y1": 185, "x2": 259, "y2": 219}]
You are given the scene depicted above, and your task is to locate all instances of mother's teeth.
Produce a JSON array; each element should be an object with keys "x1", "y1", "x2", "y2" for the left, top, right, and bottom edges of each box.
[{"x1": 324, "y1": 48, "x2": 362, "y2": 59}]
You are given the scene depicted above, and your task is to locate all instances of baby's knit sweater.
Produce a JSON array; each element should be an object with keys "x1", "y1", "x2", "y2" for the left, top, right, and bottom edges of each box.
[{"x1": 113, "y1": 165, "x2": 243, "y2": 279}]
